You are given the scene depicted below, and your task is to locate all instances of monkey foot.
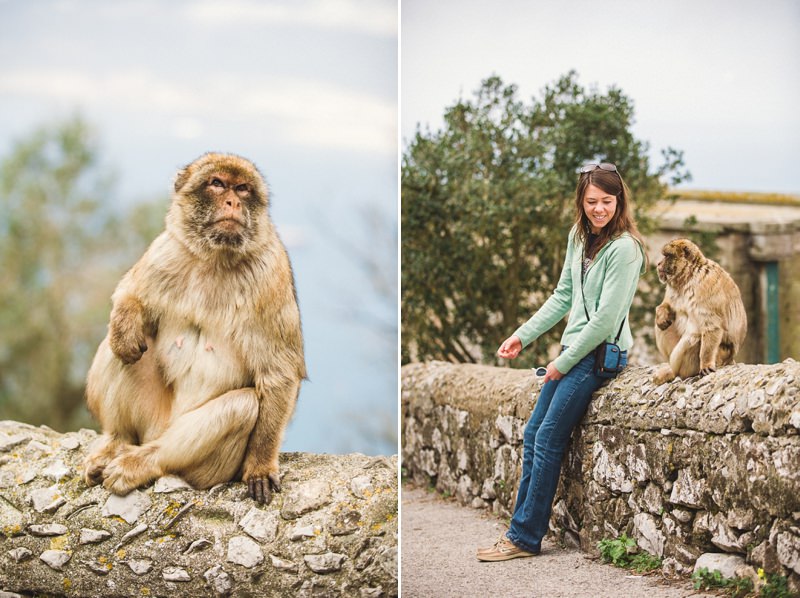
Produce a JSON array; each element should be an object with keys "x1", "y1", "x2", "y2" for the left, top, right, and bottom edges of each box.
[
  {"x1": 652, "y1": 364, "x2": 677, "y2": 386},
  {"x1": 246, "y1": 472, "x2": 282, "y2": 505},
  {"x1": 83, "y1": 460, "x2": 105, "y2": 487},
  {"x1": 699, "y1": 367, "x2": 716, "y2": 377},
  {"x1": 103, "y1": 450, "x2": 159, "y2": 496},
  {"x1": 83, "y1": 438, "x2": 128, "y2": 488}
]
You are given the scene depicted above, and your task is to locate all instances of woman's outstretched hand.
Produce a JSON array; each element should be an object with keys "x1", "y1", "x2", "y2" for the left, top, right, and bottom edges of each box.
[{"x1": 497, "y1": 335, "x2": 522, "y2": 360}]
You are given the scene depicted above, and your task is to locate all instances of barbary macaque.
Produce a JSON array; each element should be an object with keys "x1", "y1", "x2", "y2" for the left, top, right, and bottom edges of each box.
[
  {"x1": 84, "y1": 153, "x2": 306, "y2": 504},
  {"x1": 652, "y1": 238, "x2": 746, "y2": 385}
]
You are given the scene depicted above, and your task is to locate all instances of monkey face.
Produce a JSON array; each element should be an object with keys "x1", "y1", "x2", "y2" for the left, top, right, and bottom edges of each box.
[
  {"x1": 657, "y1": 239, "x2": 702, "y2": 284},
  {"x1": 656, "y1": 250, "x2": 674, "y2": 283},
  {"x1": 195, "y1": 173, "x2": 259, "y2": 248},
  {"x1": 170, "y1": 154, "x2": 270, "y2": 255}
]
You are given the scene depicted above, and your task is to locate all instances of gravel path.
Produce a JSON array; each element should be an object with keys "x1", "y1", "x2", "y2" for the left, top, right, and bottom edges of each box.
[{"x1": 401, "y1": 485, "x2": 715, "y2": 598}]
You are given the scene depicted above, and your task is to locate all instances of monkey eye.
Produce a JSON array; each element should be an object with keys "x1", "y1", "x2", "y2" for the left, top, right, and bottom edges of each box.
[
  {"x1": 210, "y1": 178, "x2": 225, "y2": 188},
  {"x1": 235, "y1": 184, "x2": 249, "y2": 194}
]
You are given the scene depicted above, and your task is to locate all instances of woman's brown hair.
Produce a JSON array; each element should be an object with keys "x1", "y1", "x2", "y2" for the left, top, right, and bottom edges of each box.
[{"x1": 573, "y1": 167, "x2": 648, "y2": 268}]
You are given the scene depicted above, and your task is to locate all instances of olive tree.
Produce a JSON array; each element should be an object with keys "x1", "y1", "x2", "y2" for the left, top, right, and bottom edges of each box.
[{"x1": 0, "y1": 117, "x2": 165, "y2": 429}]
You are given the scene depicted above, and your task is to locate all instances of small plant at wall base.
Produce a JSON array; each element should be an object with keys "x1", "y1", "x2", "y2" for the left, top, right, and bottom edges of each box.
[
  {"x1": 691, "y1": 567, "x2": 793, "y2": 598},
  {"x1": 759, "y1": 570, "x2": 792, "y2": 598},
  {"x1": 692, "y1": 567, "x2": 753, "y2": 598},
  {"x1": 596, "y1": 534, "x2": 662, "y2": 573}
]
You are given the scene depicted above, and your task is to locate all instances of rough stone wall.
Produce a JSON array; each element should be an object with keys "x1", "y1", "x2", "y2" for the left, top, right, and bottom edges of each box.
[
  {"x1": 402, "y1": 359, "x2": 800, "y2": 584},
  {"x1": 0, "y1": 421, "x2": 397, "y2": 597}
]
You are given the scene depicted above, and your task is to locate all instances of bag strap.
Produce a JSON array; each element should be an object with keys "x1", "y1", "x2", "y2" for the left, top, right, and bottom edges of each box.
[{"x1": 581, "y1": 247, "x2": 625, "y2": 344}]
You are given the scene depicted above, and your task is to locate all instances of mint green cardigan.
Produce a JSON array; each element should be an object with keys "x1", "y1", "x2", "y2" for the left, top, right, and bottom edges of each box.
[{"x1": 512, "y1": 225, "x2": 644, "y2": 374}]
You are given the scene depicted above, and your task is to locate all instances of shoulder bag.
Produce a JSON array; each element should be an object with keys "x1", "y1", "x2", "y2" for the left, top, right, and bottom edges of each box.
[{"x1": 580, "y1": 260, "x2": 626, "y2": 379}]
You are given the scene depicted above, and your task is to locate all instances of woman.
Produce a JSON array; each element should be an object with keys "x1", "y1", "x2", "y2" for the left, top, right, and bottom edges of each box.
[{"x1": 477, "y1": 162, "x2": 646, "y2": 562}]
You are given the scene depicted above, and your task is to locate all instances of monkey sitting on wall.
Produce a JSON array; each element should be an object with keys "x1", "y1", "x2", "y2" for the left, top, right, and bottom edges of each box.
[
  {"x1": 652, "y1": 238, "x2": 746, "y2": 385},
  {"x1": 83, "y1": 153, "x2": 306, "y2": 504}
]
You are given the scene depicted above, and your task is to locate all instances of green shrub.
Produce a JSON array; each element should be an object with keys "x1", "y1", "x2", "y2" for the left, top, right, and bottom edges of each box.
[{"x1": 597, "y1": 533, "x2": 662, "y2": 573}]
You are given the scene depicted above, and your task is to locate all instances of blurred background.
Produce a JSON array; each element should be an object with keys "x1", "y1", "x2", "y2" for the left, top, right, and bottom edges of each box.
[
  {"x1": 0, "y1": 0, "x2": 398, "y2": 455},
  {"x1": 401, "y1": 0, "x2": 800, "y2": 370}
]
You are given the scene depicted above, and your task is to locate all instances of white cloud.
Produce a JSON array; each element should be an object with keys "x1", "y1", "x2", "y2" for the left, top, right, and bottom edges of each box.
[
  {"x1": 170, "y1": 117, "x2": 205, "y2": 140},
  {"x1": 186, "y1": 0, "x2": 397, "y2": 38},
  {"x1": 237, "y1": 79, "x2": 396, "y2": 152},
  {"x1": 0, "y1": 69, "x2": 396, "y2": 154},
  {"x1": 0, "y1": 70, "x2": 204, "y2": 113}
]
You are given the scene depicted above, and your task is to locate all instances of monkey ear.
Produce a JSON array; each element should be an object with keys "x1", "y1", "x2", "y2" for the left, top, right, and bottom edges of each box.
[{"x1": 174, "y1": 167, "x2": 191, "y2": 193}]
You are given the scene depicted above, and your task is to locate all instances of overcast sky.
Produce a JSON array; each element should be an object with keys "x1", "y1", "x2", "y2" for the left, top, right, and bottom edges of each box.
[
  {"x1": 402, "y1": 0, "x2": 800, "y2": 195},
  {"x1": 0, "y1": 0, "x2": 398, "y2": 455},
  {"x1": 1, "y1": 0, "x2": 396, "y2": 200}
]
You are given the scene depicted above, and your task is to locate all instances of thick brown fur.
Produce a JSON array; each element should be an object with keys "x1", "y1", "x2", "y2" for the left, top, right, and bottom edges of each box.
[
  {"x1": 84, "y1": 153, "x2": 306, "y2": 504},
  {"x1": 652, "y1": 239, "x2": 746, "y2": 385}
]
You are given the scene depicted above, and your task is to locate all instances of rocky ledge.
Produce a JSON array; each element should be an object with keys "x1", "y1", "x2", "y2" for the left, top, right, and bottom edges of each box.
[{"x1": 0, "y1": 421, "x2": 397, "y2": 597}]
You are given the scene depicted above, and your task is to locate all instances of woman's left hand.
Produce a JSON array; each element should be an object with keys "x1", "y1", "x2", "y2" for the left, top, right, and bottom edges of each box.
[{"x1": 542, "y1": 361, "x2": 564, "y2": 383}]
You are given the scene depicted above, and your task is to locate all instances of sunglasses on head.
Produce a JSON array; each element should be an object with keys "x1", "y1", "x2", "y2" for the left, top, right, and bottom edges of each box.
[{"x1": 580, "y1": 162, "x2": 617, "y2": 173}]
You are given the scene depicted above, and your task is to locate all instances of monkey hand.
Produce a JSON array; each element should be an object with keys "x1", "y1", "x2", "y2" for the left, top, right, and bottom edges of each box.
[
  {"x1": 109, "y1": 327, "x2": 148, "y2": 364},
  {"x1": 655, "y1": 304, "x2": 674, "y2": 331},
  {"x1": 243, "y1": 461, "x2": 282, "y2": 505},
  {"x1": 699, "y1": 366, "x2": 716, "y2": 377},
  {"x1": 109, "y1": 303, "x2": 148, "y2": 364}
]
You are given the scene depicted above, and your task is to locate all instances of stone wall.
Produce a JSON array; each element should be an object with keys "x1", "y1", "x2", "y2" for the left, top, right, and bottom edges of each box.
[
  {"x1": 0, "y1": 421, "x2": 397, "y2": 597},
  {"x1": 401, "y1": 359, "x2": 800, "y2": 585}
]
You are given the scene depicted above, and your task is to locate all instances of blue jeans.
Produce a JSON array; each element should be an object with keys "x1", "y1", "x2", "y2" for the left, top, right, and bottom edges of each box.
[{"x1": 506, "y1": 349, "x2": 626, "y2": 554}]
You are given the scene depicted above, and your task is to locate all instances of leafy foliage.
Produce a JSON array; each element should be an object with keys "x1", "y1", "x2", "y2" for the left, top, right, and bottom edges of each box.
[
  {"x1": 0, "y1": 117, "x2": 165, "y2": 430},
  {"x1": 691, "y1": 566, "x2": 793, "y2": 597},
  {"x1": 692, "y1": 567, "x2": 754, "y2": 597},
  {"x1": 597, "y1": 533, "x2": 662, "y2": 573},
  {"x1": 597, "y1": 533, "x2": 636, "y2": 567},
  {"x1": 760, "y1": 571, "x2": 792, "y2": 598},
  {"x1": 402, "y1": 72, "x2": 689, "y2": 366}
]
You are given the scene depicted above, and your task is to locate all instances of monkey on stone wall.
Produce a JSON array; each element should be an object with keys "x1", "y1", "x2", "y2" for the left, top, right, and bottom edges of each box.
[
  {"x1": 652, "y1": 238, "x2": 746, "y2": 385},
  {"x1": 83, "y1": 153, "x2": 306, "y2": 504}
]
